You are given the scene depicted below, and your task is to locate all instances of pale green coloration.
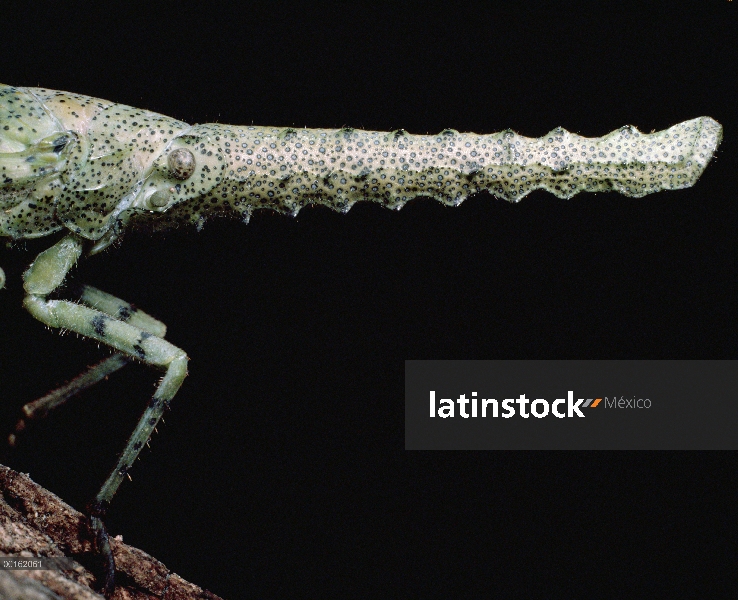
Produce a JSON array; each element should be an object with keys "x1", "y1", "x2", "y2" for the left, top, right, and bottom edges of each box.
[
  {"x1": 0, "y1": 83, "x2": 723, "y2": 597},
  {"x1": 22, "y1": 235, "x2": 82, "y2": 294},
  {"x1": 20, "y1": 235, "x2": 186, "y2": 598},
  {"x1": 0, "y1": 84, "x2": 724, "y2": 249}
]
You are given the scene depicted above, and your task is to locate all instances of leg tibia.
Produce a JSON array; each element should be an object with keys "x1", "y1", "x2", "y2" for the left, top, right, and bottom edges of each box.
[
  {"x1": 91, "y1": 351, "x2": 188, "y2": 596},
  {"x1": 95, "y1": 354, "x2": 188, "y2": 505},
  {"x1": 8, "y1": 354, "x2": 129, "y2": 448},
  {"x1": 23, "y1": 356, "x2": 130, "y2": 421}
]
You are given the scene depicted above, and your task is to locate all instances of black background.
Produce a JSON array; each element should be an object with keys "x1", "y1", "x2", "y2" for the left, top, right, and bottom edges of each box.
[{"x1": 1, "y1": 3, "x2": 735, "y2": 597}]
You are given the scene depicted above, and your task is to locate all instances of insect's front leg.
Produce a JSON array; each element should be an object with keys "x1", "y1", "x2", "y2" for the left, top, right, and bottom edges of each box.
[
  {"x1": 22, "y1": 234, "x2": 189, "y2": 597},
  {"x1": 9, "y1": 284, "x2": 170, "y2": 447}
]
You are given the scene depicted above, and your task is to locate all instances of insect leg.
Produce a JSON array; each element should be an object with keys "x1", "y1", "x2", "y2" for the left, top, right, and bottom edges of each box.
[
  {"x1": 8, "y1": 354, "x2": 130, "y2": 448},
  {"x1": 74, "y1": 284, "x2": 167, "y2": 338},
  {"x1": 12, "y1": 283, "x2": 170, "y2": 434},
  {"x1": 22, "y1": 235, "x2": 189, "y2": 597},
  {"x1": 9, "y1": 279, "x2": 169, "y2": 449},
  {"x1": 24, "y1": 293, "x2": 188, "y2": 595}
]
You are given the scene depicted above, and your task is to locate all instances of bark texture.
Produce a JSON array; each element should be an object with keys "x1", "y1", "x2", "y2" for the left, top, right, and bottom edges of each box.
[{"x1": 0, "y1": 464, "x2": 222, "y2": 600}]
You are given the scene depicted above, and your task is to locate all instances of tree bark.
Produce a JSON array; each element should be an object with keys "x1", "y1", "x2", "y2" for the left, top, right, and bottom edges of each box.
[{"x1": 0, "y1": 464, "x2": 222, "y2": 600}]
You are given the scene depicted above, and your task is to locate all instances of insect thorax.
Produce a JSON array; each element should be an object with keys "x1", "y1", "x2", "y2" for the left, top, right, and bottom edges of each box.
[{"x1": 0, "y1": 84, "x2": 195, "y2": 242}]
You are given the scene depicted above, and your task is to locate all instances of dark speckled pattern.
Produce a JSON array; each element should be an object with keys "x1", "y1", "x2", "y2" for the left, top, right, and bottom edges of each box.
[{"x1": 1, "y1": 84, "x2": 723, "y2": 246}]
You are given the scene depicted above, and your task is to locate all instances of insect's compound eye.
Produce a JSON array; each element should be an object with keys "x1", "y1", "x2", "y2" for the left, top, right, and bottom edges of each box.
[
  {"x1": 167, "y1": 148, "x2": 196, "y2": 180},
  {"x1": 147, "y1": 189, "x2": 171, "y2": 209}
]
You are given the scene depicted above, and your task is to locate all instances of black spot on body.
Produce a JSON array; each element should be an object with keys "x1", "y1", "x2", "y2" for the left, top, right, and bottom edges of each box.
[
  {"x1": 117, "y1": 304, "x2": 134, "y2": 321},
  {"x1": 91, "y1": 315, "x2": 108, "y2": 337}
]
